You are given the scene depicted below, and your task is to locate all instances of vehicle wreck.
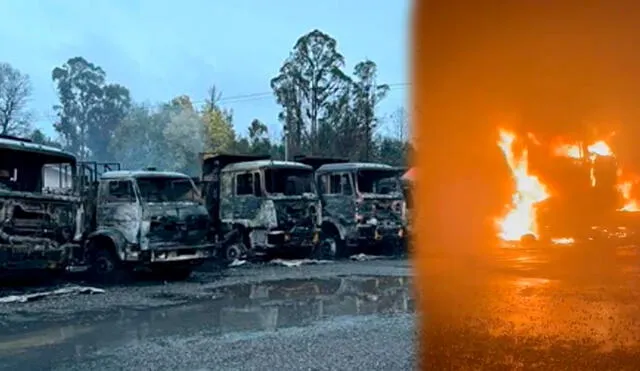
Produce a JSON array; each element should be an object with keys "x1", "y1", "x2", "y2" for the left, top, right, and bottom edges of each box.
[
  {"x1": 0, "y1": 135, "x2": 83, "y2": 273},
  {"x1": 200, "y1": 154, "x2": 322, "y2": 261},
  {"x1": 297, "y1": 156, "x2": 408, "y2": 257},
  {"x1": 82, "y1": 169, "x2": 216, "y2": 282},
  {"x1": 401, "y1": 167, "x2": 414, "y2": 238}
]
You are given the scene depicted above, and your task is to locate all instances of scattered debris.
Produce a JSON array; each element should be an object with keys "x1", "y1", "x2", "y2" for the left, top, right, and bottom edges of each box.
[
  {"x1": 350, "y1": 253, "x2": 386, "y2": 261},
  {"x1": 269, "y1": 259, "x2": 333, "y2": 267},
  {"x1": 228, "y1": 259, "x2": 248, "y2": 268},
  {"x1": 0, "y1": 285, "x2": 105, "y2": 304}
]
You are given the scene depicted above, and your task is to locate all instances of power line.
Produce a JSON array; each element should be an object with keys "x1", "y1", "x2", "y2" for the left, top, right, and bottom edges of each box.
[
  {"x1": 32, "y1": 82, "x2": 411, "y2": 123},
  {"x1": 197, "y1": 82, "x2": 409, "y2": 106}
]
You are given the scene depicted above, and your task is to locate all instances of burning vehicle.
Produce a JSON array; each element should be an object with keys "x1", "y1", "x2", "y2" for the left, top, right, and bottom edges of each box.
[
  {"x1": 496, "y1": 129, "x2": 640, "y2": 246},
  {"x1": 200, "y1": 154, "x2": 322, "y2": 261},
  {"x1": 0, "y1": 135, "x2": 83, "y2": 273},
  {"x1": 296, "y1": 156, "x2": 408, "y2": 257},
  {"x1": 82, "y1": 169, "x2": 215, "y2": 282}
]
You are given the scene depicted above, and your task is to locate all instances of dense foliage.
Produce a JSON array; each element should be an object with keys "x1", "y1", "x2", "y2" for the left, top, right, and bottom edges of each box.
[{"x1": 1, "y1": 30, "x2": 411, "y2": 175}]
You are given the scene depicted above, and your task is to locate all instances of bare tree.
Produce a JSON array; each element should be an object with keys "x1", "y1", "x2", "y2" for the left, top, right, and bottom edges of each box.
[
  {"x1": 0, "y1": 62, "x2": 32, "y2": 136},
  {"x1": 389, "y1": 106, "x2": 410, "y2": 143}
]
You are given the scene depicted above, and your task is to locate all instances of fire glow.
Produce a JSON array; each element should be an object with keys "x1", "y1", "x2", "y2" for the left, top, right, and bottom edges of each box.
[
  {"x1": 553, "y1": 138, "x2": 639, "y2": 212},
  {"x1": 496, "y1": 129, "x2": 549, "y2": 241},
  {"x1": 496, "y1": 129, "x2": 640, "y2": 243}
]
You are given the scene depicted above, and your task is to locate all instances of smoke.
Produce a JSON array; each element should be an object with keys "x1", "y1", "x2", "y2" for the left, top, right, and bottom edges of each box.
[
  {"x1": 111, "y1": 103, "x2": 207, "y2": 176},
  {"x1": 163, "y1": 107, "x2": 206, "y2": 176}
]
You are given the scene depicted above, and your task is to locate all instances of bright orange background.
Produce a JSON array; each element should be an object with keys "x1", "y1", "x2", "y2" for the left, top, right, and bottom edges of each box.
[{"x1": 412, "y1": 1, "x2": 640, "y2": 368}]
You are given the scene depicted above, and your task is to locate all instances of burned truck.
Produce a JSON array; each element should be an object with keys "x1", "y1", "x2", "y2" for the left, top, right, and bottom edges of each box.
[
  {"x1": 0, "y1": 135, "x2": 83, "y2": 274},
  {"x1": 200, "y1": 154, "x2": 322, "y2": 261},
  {"x1": 297, "y1": 156, "x2": 408, "y2": 257},
  {"x1": 81, "y1": 169, "x2": 215, "y2": 282},
  {"x1": 522, "y1": 137, "x2": 623, "y2": 242}
]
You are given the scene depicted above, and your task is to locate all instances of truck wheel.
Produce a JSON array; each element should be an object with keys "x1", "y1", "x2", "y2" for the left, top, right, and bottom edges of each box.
[
  {"x1": 89, "y1": 248, "x2": 129, "y2": 285},
  {"x1": 313, "y1": 235, "x2": 337, "y2": 260},
  {"x1": 225, "y1": 242, "x2": 247, "y2": 263},
  {"x1": 318, "y1": 229, "x2": 348, "y2": 260}
]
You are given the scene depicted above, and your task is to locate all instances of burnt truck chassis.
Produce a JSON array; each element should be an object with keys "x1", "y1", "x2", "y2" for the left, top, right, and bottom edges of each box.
[
  {"x1": 340, "y1": 199, "x2": 408, "y2": 256},
  {"x1": 520, "y1": 151, "x2": 630, "y2": 245},
  {"x1": 295, "y1": 156, "x2": 408, "y2": 257},
  {"x1": 0, "y1": 135, "x2": 86, "y2": 275},
  {"x1": 0, "y1": 193, "x2": 83, "y2": 272},
  {"x1": 77, "y1": 164, "x2": 223, "y2": 280},
  {"x1": 0, "y1": 159, "x2": 224, "y2": 280},
  {"x1": 200, "y1": 153, "x2": 321, "y2": 261}
]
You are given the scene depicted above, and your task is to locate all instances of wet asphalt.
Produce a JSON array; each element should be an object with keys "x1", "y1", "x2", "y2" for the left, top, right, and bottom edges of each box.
[
  {"x1": 423, "y1": 240, "x2": 640, "y2": 370},
  {"x1": 3, "y1": 240, "x2": 640, "y2": 370},
  {"x1": 0, "y1": 258, "x2": 415, "y2": 371}
]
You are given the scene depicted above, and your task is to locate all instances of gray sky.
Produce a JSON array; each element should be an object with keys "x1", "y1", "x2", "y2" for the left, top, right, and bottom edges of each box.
[{"x1": 0, "y1": 0, "x2": 410, "y2": 141}]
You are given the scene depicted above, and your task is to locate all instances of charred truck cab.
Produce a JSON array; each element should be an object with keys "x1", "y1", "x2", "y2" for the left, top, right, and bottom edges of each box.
[
  {"x1": 0, "y1": 135, "x2": 82, "y2": 273},
  {"x1": 529, "y1": 142, "x2": 621, "y2": 242},
  {"x1": 297, "y1": 156, "x2": 408, "y2": 257},
  {"x1": 200, "y1": 154, "x2": 322, "y2": 261},
  {"x1": 84, "y1": 169, "x2": 214, "y2": 282},
  {"x1": 401, "y1": 169, "x2": 413, "y2": 238}
]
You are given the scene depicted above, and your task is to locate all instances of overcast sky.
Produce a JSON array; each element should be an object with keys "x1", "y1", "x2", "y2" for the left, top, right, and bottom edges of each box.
[{"x1": 0, "y1": 0, "x2": 410, "y2": 140}]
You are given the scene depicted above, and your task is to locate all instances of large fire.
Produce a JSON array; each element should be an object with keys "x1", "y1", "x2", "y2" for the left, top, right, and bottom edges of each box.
[
  {"x1": 618, "y1": 181, "x2": 640, "y2": 211},
  {"x1": 496, "y1": 129, "x2": 550, "y2": 241},
  {"x1": 496, "y1": 129, "x2": 640, "y2": 242}
]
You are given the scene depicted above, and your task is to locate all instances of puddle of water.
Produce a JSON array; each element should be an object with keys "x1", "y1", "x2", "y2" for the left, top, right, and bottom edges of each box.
[
  {"x1": 475, "y1": 275, "x2": 640, "y2": 353},
  {"x1": 616, "y1": 245, "x2": 640, "y2": 257},
  {"x1": 513, "y1": 277, "x2": 551, "y2": 288},
  {"x1": 0, "y1": 275, "x2": 414, "y2": 359},
  {"x1": 0, "y1": 325, "x2": 95, "y2": 355}
]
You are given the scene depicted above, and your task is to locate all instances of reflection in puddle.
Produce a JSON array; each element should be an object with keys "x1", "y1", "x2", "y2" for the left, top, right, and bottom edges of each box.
[
  {"x1": 513, "y1": 254, "x2": 548, "y2": 264},
  {"x1": 508, "y1": 254, "x2": 548, "y2": 272},
  {"x1": 513, "y1": 277, "x2": 550, "y2": 289},
  {"x1": 210, "y1": 276, "x2": 414, "y2": 333},
  {"x1": 0, "y1": 325, "x2": 95, "y2": 355},
  {"x1": 0, "y1": 276, "x2": 414, "y2": 359},
  {"x1": 616, "y1": 245, "x2": 640, "y2": 257},
  {"x1": 483, "y1": 276, "x2": 639, "y2": 353}
]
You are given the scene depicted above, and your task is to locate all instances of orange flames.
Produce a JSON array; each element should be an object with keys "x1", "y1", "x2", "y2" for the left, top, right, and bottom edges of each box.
[
  {"x1": 496, "y1": 129, "x2": 640, "y2": 242},
  {"x1": 588, "y1": 141, "x2": 613, "y2": 157},
  {"x1": 553, "y1": 143, "x2": 582, "y2": 159},
  {"x1": 618, "y1": 180, "x2": 640, "y2": 211},
  {"x1": 496, "y1": 129, "x2": 550, "y2": 241},
  {"x1": 552, "y1": 137, "x2": 639, "y2": 211}
]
